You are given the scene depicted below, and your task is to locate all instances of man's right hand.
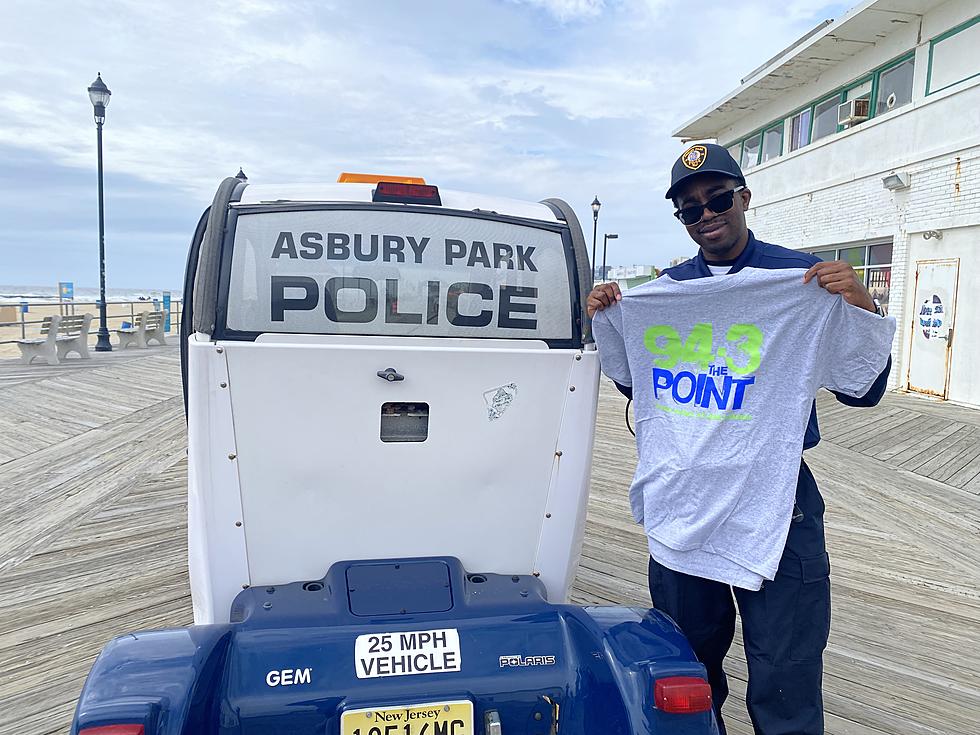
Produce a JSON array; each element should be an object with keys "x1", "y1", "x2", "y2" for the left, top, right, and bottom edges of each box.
[{"x1": 587, "y1": 282, "x2": 622, "y2": 318}]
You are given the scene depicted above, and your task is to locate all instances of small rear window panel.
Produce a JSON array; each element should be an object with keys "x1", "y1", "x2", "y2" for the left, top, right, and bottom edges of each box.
[{"x1": 225, "y1": 208, "x2": 573, "y2": 341}]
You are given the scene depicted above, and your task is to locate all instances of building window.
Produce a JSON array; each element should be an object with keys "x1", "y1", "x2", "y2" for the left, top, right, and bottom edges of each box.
[
  {"x1": 867, "y1": 243, "x2": 893, "y2": 314},
  {"x1": 845, "y1": 78, "x2": 872, "y2": 102},
  {"x1": 875, "y1": 57, "x2": 914, "y2": 115},
  {"x1": 741, "y1": 132, "x2": 762, "y2": 170},
  {"x1": 843, "y1": 78, "x2": 873, "y2": 128},
  {"x1": 726, "y1": 51, "x2": 919, "y2": 164},
  {"x1": 761, "y1": 123, "x2": 784, "y2": 163},
  {"x1": 927, "y1": 15, "x2": 980, "y2": 95},
  {"x1": 809, "y1": 242, "x2": 893, "y2": 315},
  {"x1": 790, "y1": 109, "x2": 811, "y2": 151},
  {"x1": 812, "y1": 95, "x2": 841, "y2": 141}
]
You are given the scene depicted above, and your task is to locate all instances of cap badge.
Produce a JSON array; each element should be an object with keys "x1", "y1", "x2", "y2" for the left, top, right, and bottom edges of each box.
[{"x1": 681, "y1": 145, "x2": 707, "y2": 170}]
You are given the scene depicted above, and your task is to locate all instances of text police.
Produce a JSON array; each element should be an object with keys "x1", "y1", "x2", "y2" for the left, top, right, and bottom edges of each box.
[{"x1": 269, "y1": 231, "x2": 541, "y2": 329}]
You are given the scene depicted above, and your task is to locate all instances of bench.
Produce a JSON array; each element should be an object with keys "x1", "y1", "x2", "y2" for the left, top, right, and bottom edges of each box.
[
  {"x1": 115, "y1": 310, "x2": 167, "y2": 349},
  {"x1": 16, "y1": 313, "x2": 93, "y2": 365}
]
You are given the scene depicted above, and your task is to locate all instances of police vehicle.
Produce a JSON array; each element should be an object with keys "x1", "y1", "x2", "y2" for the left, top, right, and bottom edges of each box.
[{"x1": 70, "y1": 173, "x2": 720, "y2": 735}]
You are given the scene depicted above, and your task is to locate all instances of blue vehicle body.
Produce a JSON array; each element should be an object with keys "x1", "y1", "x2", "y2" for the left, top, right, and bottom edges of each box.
[{"x1": 73, "y1": 557, "x2": 719, "y2": 734}]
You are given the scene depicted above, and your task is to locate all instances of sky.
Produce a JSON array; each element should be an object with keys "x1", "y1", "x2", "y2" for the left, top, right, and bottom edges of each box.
[{"x1": 0, "y1": 0, "x2": 852, "y2": 291}]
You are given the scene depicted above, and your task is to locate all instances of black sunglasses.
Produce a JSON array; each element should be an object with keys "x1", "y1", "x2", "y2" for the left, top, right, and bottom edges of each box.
[{"x1": 673, "y1": 186, "x2": 745, "y2": 226}]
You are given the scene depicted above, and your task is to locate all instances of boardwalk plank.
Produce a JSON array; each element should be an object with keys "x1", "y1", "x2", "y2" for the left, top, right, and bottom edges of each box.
[{"x1": 2, "y1": 355, "x2": 979, "y2": 735}]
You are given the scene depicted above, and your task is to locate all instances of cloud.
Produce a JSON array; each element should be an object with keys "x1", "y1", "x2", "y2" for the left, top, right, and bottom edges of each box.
[
  {"x1": 0, "y1": 0, "x2": 852, "y2": 288},
  {"x1": 509, "y1": 0, "x2": 606, "y2": 22}
]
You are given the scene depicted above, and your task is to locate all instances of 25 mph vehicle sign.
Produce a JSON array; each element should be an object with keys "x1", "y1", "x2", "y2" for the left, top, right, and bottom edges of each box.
[{"x1": 354, "y1": 628, "x2": 462, "y2": 679}]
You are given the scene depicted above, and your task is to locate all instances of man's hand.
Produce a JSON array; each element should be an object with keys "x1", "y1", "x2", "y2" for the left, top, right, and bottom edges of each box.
[
  {"x1": 587, "y1": 282, "x2": 622, "y2": 318},
  {"x1": 803, "y1": 260, "x2": 876, "y2": 312}
]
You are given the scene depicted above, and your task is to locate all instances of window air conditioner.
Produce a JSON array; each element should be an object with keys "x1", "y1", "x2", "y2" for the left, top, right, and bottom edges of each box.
[{"x1": 838, "y1": 98, "x2": 870, "y2": 126}]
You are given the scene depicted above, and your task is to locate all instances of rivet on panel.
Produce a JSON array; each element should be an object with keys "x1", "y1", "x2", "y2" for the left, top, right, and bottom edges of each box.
[
  {"x1": 220, "y1": 382, "x2": 227, "y2": 388},
  {"x1": 216, "y1": 347, "x2": 224, "y2": 354},
  {"x1": 555, "y1": 451, "x2": 562, "y2": 457},
  {"x1": 235, "y1": 521, "x2": 242, "y2": 527},
  {"x1": 575, "y1": 354, "x2": 582, "y2": 361},
  {"x1": 533, "y1": 571, "x2": 541, "y2": 577},
  {"x1": 545, "y1": 513, "x2": 552, "y2": 518},
  {"x1": 228, "y1": 453, "x2": 237, "y2": 460},
  {"x1": 569, "y1": 386, "x2": 576, "y2": 392}
]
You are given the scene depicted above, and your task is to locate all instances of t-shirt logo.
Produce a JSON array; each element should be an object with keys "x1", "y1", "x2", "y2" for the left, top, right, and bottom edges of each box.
[
  {"x1": 644, "y1": 322, "x2": 764, "y2": 421},
  {"x1": 681, "y1": 145, "x2": 708, "y2": 170}
]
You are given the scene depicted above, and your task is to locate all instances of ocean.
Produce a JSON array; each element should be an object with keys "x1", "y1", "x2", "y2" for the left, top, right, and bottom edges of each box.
[{"x1": 0, "y1": 284, "x2": 182, "y2": 305}]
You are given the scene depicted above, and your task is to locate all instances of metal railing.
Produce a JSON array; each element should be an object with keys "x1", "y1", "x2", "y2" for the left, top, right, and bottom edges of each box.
[{"x1": 0, "y1": 299, "x2": 183, "y2": 343}]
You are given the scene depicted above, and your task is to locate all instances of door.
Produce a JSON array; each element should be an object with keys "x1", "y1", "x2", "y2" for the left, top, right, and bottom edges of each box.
[
  {"x1": 222, "y1": 336, "x2": 580, "y2": 587},
  {"x1": 906, "y1": 259, "x2": 959, "y2": 398}
]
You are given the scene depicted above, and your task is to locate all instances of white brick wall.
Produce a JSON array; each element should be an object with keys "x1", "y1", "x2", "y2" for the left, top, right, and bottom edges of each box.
[{"x1": 745, "y1": 145, "x2": 980, "y2": 388}]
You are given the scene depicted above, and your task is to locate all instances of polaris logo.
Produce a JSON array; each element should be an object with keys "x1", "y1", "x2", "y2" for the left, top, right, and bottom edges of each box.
[
  {"x1": 499, "y1": 654, "x2": 556, "y2": 668},
  {"x1": 266, "y1": 667, "x2": 312, "y2": 686}
]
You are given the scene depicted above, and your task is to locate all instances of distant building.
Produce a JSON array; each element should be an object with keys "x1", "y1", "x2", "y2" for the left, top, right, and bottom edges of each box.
[
  {"x1": 668, "y1": 256, "x2": 688, "y2": 268},
  {"x1": 607, "y1": 264, "x2": 656, "y2": 280},
  {"x1": 606, "y1": 264, "x2": 659, "y2": 291},
  {"x1": 674, "y1": 0, "x2": 980, "y2": 406}
]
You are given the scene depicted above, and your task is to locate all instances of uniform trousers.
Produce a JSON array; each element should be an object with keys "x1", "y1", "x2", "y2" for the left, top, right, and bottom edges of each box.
[{"x1": 647, "y1": 460, "x2": 831, "y2": 735}]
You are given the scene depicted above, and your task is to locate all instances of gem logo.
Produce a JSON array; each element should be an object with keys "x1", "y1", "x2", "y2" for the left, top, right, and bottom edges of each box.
[
  {"x1": 266, "y1": 668, "x2": 312, "y2": 686},
  {"x1": 681, "y1": 145, "x2": 707, "y2": 170}
]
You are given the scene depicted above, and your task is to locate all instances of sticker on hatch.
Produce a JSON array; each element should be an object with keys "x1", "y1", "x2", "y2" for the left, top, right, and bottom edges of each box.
[
  {"x1": 354, "y1": 629, "x2": 461, "y2": 679},
  {"x1": 484, "y1": 383, "x2": 517, "y2": 421},
  {"x1": 341, "y1": 700, "x2": 473, "y2": 735}
]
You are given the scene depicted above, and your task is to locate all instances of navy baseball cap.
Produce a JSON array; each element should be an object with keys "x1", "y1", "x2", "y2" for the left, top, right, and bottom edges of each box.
[{"x1": 665, "y1": 143, "x2": 745, "y2": 199}]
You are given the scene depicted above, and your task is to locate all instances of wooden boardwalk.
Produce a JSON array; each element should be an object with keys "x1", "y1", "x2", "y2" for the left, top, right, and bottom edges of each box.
[{"x1": 1, "y1": 347, "x2": 978, "y2": 734}]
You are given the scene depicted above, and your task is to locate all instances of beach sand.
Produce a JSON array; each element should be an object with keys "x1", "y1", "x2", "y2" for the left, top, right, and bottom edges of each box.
[{"x1": 0, "y1": 301, "x2": 182, "y2": 358}]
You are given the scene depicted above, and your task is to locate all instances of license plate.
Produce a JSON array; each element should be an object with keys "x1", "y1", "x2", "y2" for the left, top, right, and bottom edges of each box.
[{"x1": 341, "y1": 700, "x2": 473, "y2": 735}]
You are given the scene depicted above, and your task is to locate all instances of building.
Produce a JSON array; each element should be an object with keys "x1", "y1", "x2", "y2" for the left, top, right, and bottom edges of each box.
[
  {"x1": 673, "y1": 0, "x2": 980, "y2": 406},
  {"x1": 607, "y1": 264, "x2": 659, "y2": 291},
  {"x1": 607, "y1": 264, "x2": 657, "y2": 280}
]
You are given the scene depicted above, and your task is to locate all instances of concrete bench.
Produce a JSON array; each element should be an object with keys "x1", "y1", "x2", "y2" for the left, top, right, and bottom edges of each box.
[
  {"x1": 115, "y1": 310, "x2": 167, "y2": 349},
  {"x1": 16, "y1": 313, "x2": 93, "y2": 365}
]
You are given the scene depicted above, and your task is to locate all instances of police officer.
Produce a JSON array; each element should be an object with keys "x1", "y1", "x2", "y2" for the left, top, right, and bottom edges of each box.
[{"x1": 587, "y1": 143, "x2": 889, "y2": 735}]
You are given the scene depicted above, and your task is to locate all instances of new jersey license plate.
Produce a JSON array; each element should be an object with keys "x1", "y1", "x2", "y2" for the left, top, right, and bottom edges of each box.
[{"x1": 341, "y1": 700, "x2": 473, "y2": 735}]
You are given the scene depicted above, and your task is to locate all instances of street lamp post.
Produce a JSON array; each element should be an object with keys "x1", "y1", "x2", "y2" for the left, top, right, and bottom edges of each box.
[
  {"x1": 88, "y1": 73, "x2": 112, "y2": 352},
  {"x1": 602, "y1": 233, "x2": 618, "y2": 283},
  {"x1": 590, "y1": 196, "x2": 600, "y2": 283}
]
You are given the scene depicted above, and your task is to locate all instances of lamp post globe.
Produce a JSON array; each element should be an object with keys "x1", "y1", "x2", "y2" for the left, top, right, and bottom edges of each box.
[
  {"x1": 590, "y1": 196, "x2": 600, "y2": 284},
  {"x1": 89, "y1": 73, "x2": 113, "y2": 352}
]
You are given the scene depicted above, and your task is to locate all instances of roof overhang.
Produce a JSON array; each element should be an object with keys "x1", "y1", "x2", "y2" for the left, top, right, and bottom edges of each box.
[{"x1": 672, "y1": 0, "x2": 943, "y2": 141}]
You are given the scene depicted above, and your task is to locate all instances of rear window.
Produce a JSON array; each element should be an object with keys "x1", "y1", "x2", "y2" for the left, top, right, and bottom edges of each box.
[{"x1": 224, "y1": 207, "x2": 574, "y2": 341}]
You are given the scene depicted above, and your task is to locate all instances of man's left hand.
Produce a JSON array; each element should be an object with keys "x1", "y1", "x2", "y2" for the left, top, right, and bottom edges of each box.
[{"x1": 803, "y1": 260, "x2": 876, "y2": 312}]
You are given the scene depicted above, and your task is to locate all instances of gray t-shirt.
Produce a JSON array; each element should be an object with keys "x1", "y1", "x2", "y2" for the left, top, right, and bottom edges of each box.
[{"x1": 592, "y1": 267, "x2": 896, "y2": 589}]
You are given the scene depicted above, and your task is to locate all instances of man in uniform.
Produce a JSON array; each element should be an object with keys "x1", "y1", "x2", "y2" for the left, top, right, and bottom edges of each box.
[{"x1": 587, "y1": 143, "x2": 890, "y2": 735}]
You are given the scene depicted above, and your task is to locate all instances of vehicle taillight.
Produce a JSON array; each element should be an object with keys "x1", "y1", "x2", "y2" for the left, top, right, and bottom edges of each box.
[
  {"x1": 78, "y1": 725, "x2": 145, "y2": 735},
  {"x1": 654, "y1": 676, "x2": 712, "y2": 714},
  {"x1": 372, "y1": 181, "x2": 442, "y2": 206}
]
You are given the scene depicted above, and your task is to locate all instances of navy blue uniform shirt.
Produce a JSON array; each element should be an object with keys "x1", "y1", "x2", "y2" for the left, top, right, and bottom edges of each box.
[{"x1": 611, "y1": 230, "x2": 891, "y2": 449}]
